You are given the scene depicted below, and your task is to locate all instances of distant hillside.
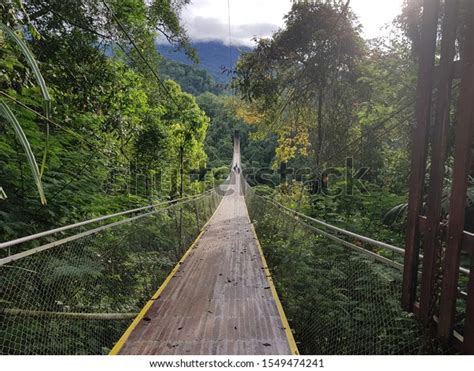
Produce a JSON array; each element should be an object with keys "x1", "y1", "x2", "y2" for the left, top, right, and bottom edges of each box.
[
  {"x1": 158, "y1": 58, "x2": 222, "y2": 96},
  {"x1": 157, "y1": 41, "x2": 252, "y2": 84}
]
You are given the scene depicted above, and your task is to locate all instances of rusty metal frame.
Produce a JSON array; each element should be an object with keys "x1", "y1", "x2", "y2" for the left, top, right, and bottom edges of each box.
[
  {"x1": 418, "y1": 0, "x2": 459, "y2": 321},
  {"x1": 403, "y1": 0, "x2": 474, "y2": 354},
  {"x1": 437, "y1": 0, "x2": 474, "y2": 350},
  {"x1": 402, "y1": 0, "x2": 441, "y2": 311}
]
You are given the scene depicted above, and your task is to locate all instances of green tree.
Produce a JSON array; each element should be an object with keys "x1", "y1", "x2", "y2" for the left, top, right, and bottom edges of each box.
[
  {"x1": 0, "y1": 1, "x2": 211, "y2": 239},
  {"x1": 234, "y1": 0, "x2": 364, "y2": 169}
]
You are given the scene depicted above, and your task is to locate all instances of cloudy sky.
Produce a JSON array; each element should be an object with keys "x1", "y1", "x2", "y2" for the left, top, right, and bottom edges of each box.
[{"x1": 177, "y1": 0, "x2": 405, "y2": 46}]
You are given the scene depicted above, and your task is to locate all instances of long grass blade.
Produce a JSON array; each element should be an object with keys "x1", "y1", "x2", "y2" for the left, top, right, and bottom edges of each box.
[
  {"x1": 0, "y1": 187, "x2": 7, "y2": 200},
  {"x1": 0, "y1": 101, "x2": 47, "y2": 205},
  {"x1": 0, "y1": 22, "x2": 51, "y2": 117},
  {"x1": 39, "y1": 123, "x2": 49, "y2": 177}
]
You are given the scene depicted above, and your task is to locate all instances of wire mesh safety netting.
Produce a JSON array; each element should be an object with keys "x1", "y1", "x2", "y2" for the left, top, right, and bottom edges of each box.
[
  {"x1": 244, "y1": 189, "x2": 456, "y2": 355},
  {"x1": 0, "y1": 190, "x2": 223, "y2": 355}
]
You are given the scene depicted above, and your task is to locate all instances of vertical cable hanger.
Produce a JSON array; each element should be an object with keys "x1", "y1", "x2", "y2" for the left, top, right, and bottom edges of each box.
[{"x1": 227, "y1": 0, "x2": 232, "y2": 68}]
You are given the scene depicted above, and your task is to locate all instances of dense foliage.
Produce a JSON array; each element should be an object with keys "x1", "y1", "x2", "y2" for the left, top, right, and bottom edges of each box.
[
  {"x1": 232, "y1": 0, "x2": 471, "y2": 238},
  {"x1": 0, "y1": 0, "x2": 212, "y2": 240},
  {"x1": 230, "y1": 0, "x2": 419, "y2": 245},
  {"x1": 247, "y1": 194, "x2": 452, "y2": 355},
  {"x1": 158, "y1": 58, "x2": 222, "y2": 96}
]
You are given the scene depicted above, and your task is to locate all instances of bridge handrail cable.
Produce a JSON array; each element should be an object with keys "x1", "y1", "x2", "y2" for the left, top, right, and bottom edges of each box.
[
  {"x1": 260, "y1": 195, "x2": 404, "y2": 254},
  {"x1": 0, "y1": 191, "x2": 219, "y2": 266},
  {"x1": 253, "y1": 194, "x2": 470, "y2": 276},
  {"x1": 0, "y1": 190, "x2": 214, "y2": 250}
]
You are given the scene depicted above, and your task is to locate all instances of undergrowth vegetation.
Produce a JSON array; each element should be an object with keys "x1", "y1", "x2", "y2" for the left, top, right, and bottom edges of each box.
[{"x1": 247, "y1": 194, "x2": 455, "y2": 355}]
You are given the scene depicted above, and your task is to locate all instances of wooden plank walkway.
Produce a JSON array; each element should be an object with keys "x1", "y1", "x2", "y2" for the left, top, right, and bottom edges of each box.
[{"x1": 110, "y1": 142, "x2": 297, "y2": 355}]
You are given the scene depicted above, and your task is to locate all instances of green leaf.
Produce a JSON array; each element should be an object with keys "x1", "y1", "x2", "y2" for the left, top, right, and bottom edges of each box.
[
  {"x1": 0, "y1": 101, "x2": 47, "y2": 205},
  {"x1": 0, "y1": 186, "x2": 6, "y2": 200},
  {"x1": 0, "y1": 22, "x2": 51, "y2": 117},
  {"x1": 0, "y1": 22, "x2": 51, "y2": 177}
]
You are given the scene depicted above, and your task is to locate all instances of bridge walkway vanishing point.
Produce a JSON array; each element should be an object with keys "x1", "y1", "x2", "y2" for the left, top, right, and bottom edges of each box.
[{"x1": 110, "y1": 139, "x2": 298, "y2": 355}]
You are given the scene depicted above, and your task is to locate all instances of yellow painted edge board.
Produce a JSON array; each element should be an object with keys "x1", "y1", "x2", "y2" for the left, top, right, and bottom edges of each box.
[
  {"x1": 249, "y1": 222, "x2": 300, "y2": 355},
  {"x1": 109, "y1": 195, "x2": 223, "y2": 355}
]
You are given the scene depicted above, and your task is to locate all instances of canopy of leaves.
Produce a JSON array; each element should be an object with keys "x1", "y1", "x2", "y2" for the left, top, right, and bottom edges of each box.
[
  {"x1": 234, "y1": 1, "x2": 365, "y2": 168},
  {"x1": 0, "y1": 1, "x2": 210, "y2": 240}
]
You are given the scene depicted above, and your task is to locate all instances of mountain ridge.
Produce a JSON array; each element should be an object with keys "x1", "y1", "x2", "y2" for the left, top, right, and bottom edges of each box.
[{"x1": 157, "y1": 41, "x2": 252, "y2": 83}]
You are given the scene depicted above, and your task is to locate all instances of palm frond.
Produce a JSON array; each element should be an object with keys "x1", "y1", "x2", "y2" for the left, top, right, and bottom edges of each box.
[
  {"x1": 0, "y1": 187, "x2": 7, "y2": 200},
  {"x1": 0, "y1": 22, "x2": 51, "y2": 176},
  {"x1": 383, "y1": 202, "x2": 408, "y2": 226},
  {"x1": 0, "y1": 22, "x2": 51, "y2": 117}
]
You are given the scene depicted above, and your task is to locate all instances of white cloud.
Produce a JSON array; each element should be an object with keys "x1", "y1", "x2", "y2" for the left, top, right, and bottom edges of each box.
[
  {"x1": 180, "y1": 16, "x2": 280, "y2": 45},
  {"x1": 178, "y1": 0, "x2": 405, "y2": 46},
  {"x1": 178, "y1": 0, "x2": 290, "y2": 46}
]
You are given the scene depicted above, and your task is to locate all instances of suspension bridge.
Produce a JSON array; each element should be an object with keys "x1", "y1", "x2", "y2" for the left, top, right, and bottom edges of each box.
[
  {"x1": 110, "y1": 138, "x2": 297, "y2": 355},
  {"x1": 1, "y1": 133, "x2": 472, "y2": 355},
  {"x1": 1, "y1": 0, "x2": 474, "y2": 357}
]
